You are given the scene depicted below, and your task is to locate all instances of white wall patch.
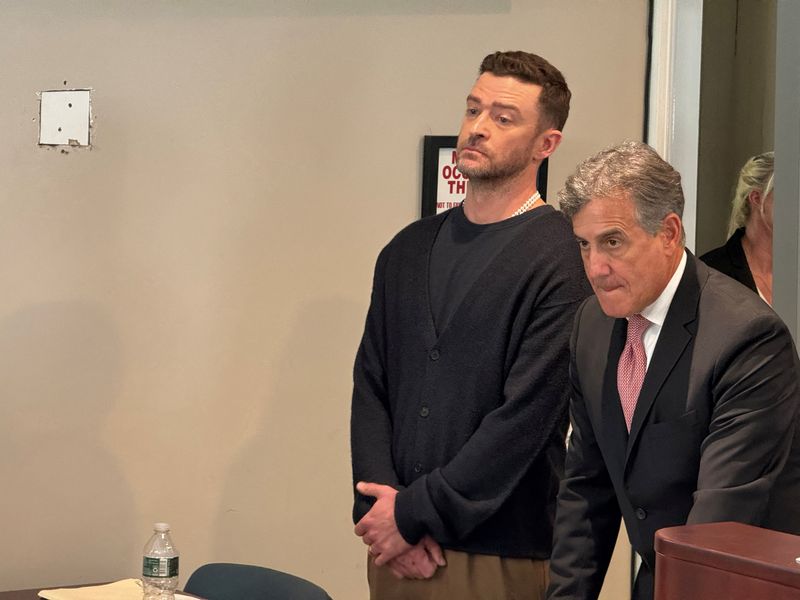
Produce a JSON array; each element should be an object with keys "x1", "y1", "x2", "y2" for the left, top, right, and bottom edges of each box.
[{"x1": 39, "y1": 89, "x2": 91, "y2": 146}]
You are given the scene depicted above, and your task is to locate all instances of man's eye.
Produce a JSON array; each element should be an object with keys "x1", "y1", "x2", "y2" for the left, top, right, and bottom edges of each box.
[
  {"x1": 607, "y1": 239, "x2": 621, "y2": 248},
  {"x1": 467, "y1": 108, "x2": 479, "y2": 116},
  {"x1": 497, "y1": 116, "x2": 510, "y2": 124},
  {"x1": 577, "y1": 240, "x2": 589, "y2": 250}
]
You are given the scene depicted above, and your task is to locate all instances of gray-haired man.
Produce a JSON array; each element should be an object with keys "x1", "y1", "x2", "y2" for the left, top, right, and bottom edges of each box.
[{"x1": 547, "y1": 140, "x2": 800, "y2": 600}]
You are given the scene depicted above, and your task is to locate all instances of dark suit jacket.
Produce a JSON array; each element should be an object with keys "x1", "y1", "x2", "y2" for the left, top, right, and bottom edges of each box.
[
  {"x1": 547, "y1": 252, "x2": 800, "y2": 600},
  {"x1": 699, "y1": 227, "x2": 759, "y2": 294}
]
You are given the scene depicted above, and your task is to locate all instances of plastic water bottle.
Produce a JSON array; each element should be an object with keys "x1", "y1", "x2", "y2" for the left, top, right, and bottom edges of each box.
[{"x1": 142, "y1": 522, "x2": 179, "y2": 600}]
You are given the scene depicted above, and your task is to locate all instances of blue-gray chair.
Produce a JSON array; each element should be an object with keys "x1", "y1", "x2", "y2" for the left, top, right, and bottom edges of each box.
[{"x1": 184, "y1": 563, "x2": 332, "y2": 600}]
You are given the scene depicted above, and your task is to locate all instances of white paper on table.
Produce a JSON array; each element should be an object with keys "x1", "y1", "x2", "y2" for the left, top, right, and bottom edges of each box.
[
  {"x1": 39, "y1": 579, "x2": 142, "y2": 600},
  {"x1": 38, "y1": 579, "x2": 196, "y2": 600}
]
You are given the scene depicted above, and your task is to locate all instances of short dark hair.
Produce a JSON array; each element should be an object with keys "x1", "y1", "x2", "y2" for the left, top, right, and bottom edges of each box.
[{"x1": 479, "y1": 50, "x2": 571, "y2": 131}]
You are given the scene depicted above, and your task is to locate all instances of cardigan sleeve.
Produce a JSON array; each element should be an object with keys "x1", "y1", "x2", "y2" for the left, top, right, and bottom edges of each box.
[
  {"x1": 350, "y1": 246, "x2": 403, "y2": 524},
  {"x1": 394, "y1": 262, "x2": 590, "y2": 544}
]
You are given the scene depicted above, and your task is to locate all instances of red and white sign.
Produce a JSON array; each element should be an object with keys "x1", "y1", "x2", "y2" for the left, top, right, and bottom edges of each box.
[{"x1": 435, "y1": 149, "x2": 468, "y2": 214}]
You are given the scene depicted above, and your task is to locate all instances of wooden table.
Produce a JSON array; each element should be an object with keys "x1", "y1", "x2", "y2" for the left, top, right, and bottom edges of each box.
[{"x1": 0, "y1": 591, "x2": 38, "y2": 600}]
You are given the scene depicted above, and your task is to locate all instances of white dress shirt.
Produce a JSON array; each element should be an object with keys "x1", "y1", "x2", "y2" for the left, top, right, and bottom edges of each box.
[{"x1": 636, "y1": 250, "x2": 687, "y2": 369}]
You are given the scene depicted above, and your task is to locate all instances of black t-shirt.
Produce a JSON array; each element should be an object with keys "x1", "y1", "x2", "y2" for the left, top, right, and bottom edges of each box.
[{"x1": 429, "y1": 204, "x2": 554, "y2": 333}]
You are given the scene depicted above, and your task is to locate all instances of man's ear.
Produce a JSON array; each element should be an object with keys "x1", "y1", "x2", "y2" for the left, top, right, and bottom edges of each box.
[
  {"x1": 534, "y1": 129, "x2": 563, "y2": 161},
  {"x1": 661, "y1": 213, "x2": 683, "y2": 248}
]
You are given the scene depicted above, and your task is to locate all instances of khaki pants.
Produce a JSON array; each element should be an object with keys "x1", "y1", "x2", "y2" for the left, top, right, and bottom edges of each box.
[{"x1": 367, "y1": 548, "x2": 549, "y2": 600}]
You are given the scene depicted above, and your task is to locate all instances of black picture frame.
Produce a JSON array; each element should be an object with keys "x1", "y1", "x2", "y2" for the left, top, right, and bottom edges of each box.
[{"x1": 421, "y1": 135, "x2": 549, "y2": 217}]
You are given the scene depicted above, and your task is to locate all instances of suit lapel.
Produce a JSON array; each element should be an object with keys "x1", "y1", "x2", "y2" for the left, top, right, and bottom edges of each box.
[
  {"x1": 600, "y1": 317, "x2": 630, "y2": 475},
  {"x1": 626, "y1": 252, "x2": 702, "y2": 460}
]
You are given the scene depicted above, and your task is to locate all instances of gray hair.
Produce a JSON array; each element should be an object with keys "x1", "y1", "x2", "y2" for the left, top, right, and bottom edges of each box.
[
  {"x1": 727, "y1": 151, "x2": 774, "y2": 237},
  {"x1": 559, "y1": 140, "x2": 685, "y2": 242}
]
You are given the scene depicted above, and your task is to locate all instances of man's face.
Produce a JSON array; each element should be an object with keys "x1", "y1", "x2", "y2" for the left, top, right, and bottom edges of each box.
[
  {"x1": 456, "y1": 73, "x2": 546, "y2": 181},
  {"x1": 572, "y1": 193, "x2": 681, "y2": 318}
]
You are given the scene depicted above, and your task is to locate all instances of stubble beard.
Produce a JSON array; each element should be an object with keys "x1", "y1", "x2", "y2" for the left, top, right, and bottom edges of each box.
[
  {"x1": 458, "y1": 158, "x2": 523, "y2": 182},
  {"x1": 456, "y1": 144, "x2": 536, "y2": 184}
]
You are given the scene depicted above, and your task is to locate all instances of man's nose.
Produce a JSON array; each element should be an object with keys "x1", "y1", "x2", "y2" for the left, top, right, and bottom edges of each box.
[
  {"x1": 584, "y1": 250, "x2": 611, "y2": 279},
  {"x1": 470, "y1": 112, "x2": 489, "y2": 138}
]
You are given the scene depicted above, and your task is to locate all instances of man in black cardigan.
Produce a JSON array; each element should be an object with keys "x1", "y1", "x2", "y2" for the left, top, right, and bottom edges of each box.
[{"x1": 351, "y1": 50, "x2": 592, "y2": 599}]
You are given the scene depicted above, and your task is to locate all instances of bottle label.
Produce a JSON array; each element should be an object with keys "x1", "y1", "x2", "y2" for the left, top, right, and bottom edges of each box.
[{"x1": 143, "y1": 556, "x2": 179, "y2": 578}]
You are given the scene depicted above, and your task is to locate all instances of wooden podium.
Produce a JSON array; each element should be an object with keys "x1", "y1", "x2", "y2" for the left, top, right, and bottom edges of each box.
[{"x1": 655, "y1": 522, "x2": 800, "y2": 599}]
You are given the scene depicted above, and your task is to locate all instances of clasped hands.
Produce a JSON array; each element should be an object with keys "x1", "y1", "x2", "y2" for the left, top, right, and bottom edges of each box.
[{"x1": 354, "y1": 481, "x2": 447, "y2": 579}]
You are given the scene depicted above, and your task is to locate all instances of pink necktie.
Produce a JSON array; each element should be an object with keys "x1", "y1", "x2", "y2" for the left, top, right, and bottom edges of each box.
[{"x1": 617, "y1": 314, "x2": 651, "y2": 432}]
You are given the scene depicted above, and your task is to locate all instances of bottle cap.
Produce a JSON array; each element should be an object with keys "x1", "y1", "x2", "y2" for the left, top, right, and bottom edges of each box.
[{"x1": 154, "y1": 522, "x2": 171, "y2": 532}]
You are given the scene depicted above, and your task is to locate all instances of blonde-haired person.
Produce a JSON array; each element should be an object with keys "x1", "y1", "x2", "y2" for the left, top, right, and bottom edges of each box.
[{"x1": 700, "y1": 151, "x2": 774, "y2": 304}]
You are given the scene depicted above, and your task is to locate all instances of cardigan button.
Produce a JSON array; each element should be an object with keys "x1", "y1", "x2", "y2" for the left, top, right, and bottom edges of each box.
[
  {"x1": 419, "y1": 406, "x2": 430, "y2": 418},
  {"x1": 635, "y1": 508, "x2": 647, "y2": 520},
  {"x1": 413, "y1": 462, "x2": 423, "y2": 473},
  {"x1": 429, "y1": 349, "x2": 440, "y2": 361}
]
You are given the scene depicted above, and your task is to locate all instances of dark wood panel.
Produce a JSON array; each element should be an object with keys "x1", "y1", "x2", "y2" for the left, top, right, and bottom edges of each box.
[{"x1": 655, "y1": 522, "x2": 800, "y2": 600}]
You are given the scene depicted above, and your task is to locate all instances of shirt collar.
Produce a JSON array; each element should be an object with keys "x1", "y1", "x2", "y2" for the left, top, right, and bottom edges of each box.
[{"x1": 639, "y1": 250, "x2": 687, "y2": 327}]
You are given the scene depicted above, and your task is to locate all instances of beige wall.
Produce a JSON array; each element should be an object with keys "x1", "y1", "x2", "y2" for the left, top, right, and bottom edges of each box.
[{"x1": 0, "y1": 1, "x2": 646, "y2": 597}]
